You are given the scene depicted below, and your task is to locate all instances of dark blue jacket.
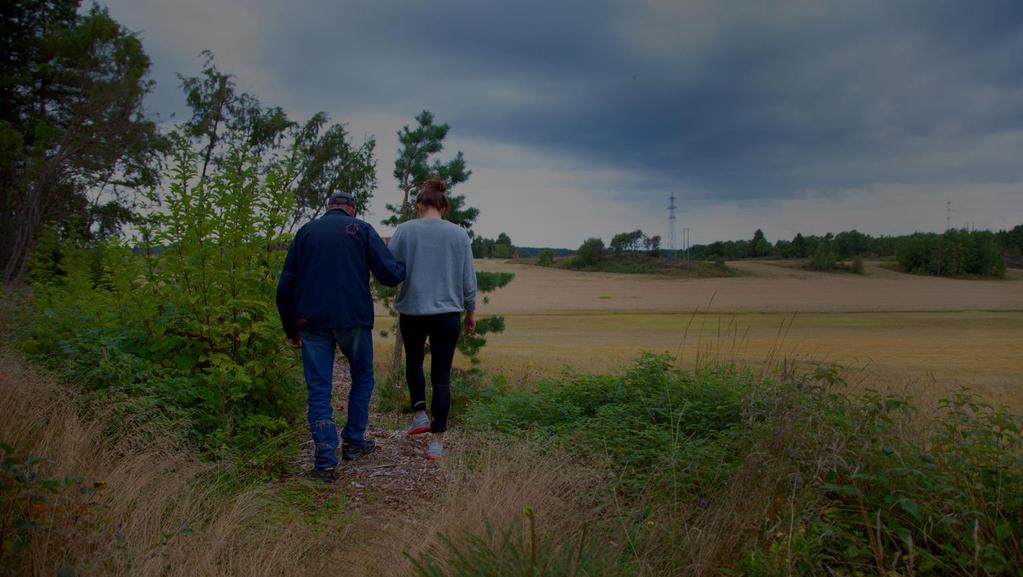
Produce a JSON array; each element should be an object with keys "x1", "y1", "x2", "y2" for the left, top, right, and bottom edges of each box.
[{"x1": 276, "y1": 209, "x2": 405, "y2": 337}]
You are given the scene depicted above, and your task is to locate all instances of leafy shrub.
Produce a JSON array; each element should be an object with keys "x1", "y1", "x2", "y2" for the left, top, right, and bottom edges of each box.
[
  {"x1": 20, "y1": 137, "x2": 305, "y2": 475},
  {"x1": 537, "y1": 249, "x2": 555, "y2": 267},
  {"x1": 809, "y1": 240, "x2": 837, "y2": 271},
  {"x1": 467, "y1": 353, "x2": 757, "y2": 494},
  {"x1": 491, "y1": 243, "x2": 515, "y2": 259},
  {"x1": 466, "y1": 355, "x2": 1023, "y2": 575},
  {"x1": 850, "y1": 254, "x2": 864, "y2": 274},
  {"x1": 570, "y1": 238, "x2": 606, "y2": 269}
]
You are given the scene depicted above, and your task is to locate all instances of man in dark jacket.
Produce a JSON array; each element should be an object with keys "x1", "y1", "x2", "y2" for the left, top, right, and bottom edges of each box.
[{"x1": 277, "y1": 191, "x2": 405, "y2": 482}]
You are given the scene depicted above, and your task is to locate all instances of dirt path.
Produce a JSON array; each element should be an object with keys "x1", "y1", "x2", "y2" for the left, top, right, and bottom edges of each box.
[
  {"x1": 292, "y1": 359, "x2": 454, "y2": 512},
  {"x1": 471, "y1": 260, "x2": 1023, "y2": 313}
]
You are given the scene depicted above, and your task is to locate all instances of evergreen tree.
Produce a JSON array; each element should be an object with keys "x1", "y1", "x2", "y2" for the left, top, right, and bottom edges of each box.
[
  {"x1": 1, "y1": 1, "x2": 163, "y2": 282},
  {"x1": 383, "y1": 110, "x2": 474, "y2": 229},
  {"x1": 752, "y1": 229, "x2": 771, "y2": 257}
]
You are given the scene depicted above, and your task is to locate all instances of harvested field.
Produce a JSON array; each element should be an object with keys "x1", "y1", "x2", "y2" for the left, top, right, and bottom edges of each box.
[
  {"x1": 465, "y1": 259, "x2": 1023, "y2": 313},
  {"x1": 375, "y1": 260, "x2": 1023, "y2": 408}
]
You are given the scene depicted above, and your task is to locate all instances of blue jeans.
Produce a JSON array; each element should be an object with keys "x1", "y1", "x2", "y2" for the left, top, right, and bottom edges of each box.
[{"x1": 300, "y1": 327, "x2": 375, "y2": 469}]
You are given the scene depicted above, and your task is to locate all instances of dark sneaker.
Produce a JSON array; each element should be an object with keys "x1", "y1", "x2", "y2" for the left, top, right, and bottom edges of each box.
[
  {"x1": 309, "y1": 466, "x2": 338, "y2": 484},
  {"x1": 341, "y1": 438, "x2": 376, "y2": 461}
]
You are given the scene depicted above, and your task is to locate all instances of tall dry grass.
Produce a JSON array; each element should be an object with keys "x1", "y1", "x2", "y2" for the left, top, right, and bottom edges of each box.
[
  {"x1": 0, "y1": 349, "x2": 370, "y2": 576},
  {"x1": 0, "y1": 342, "x2": 622, "y2": 576},
  {"x1": 356, "y1": 436, "x2": 618, "y2": 576}
]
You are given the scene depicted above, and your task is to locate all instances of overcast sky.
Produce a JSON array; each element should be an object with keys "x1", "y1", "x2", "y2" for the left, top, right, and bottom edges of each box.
[{"x1": 104, "y1": 0, "x2": 1023, "y2": 248}]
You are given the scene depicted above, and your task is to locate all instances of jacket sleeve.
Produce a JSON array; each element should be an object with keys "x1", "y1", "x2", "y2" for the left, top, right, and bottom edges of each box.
[
  {"x1": 387, "y1": 226, "x2": 403, "y2": 259},
  {"x1": 367, "y1": 225, "x2": 406, "y2": 287},
  {"x1": 462, "y1": 234, "x2": 477, "y2": 311},
  {"x1": 276, "y1": 233, "x2": 302, "y2": 338}
]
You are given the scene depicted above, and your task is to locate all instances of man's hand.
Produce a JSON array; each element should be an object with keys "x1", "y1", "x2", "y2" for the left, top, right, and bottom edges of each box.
[
  {"x1": 285, "y1": 335, "x2": 302, "y2": 349},
  {"x1": 464, "y1": 311, "x2": 476, "y2": 336}
]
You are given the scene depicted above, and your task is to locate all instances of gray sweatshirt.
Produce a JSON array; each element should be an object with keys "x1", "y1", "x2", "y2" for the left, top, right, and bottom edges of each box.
[{"x1": 388, "y1": 218, "x2": 477, "y2": 315}]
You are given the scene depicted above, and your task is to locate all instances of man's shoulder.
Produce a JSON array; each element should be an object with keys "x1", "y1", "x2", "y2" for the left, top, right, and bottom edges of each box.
[
  {"x1": 310, "y1": 212, "x2": 378, "y2": 232},
  {"x1": 353, "y1": 217, "x2": 381, "y2": 236}
]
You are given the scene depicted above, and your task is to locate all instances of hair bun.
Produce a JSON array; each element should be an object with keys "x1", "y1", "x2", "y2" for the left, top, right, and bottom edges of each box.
[
  {"x1": 416, "y1": 175, "x2": 450, "y2": 213},
  {"x1": 423, "y1": 175, "x2": 447, "y2": 195}
]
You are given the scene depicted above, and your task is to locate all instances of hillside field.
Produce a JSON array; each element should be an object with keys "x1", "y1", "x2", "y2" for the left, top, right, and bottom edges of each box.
[{"x1": 376, "y1": 259, "x2": 1023, "y2": 408}]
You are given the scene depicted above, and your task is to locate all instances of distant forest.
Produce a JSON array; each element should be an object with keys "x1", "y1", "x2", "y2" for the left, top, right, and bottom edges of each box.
[
  {"x1": 489, "y1": 224, "x2": 1023, "y2": 278},
  {"x1": 687, "y1": 225, "x2": 1021, "y2": 277}
]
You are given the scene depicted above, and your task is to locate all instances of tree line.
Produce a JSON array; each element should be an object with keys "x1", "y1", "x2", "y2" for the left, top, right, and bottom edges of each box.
[
  {"x1": 554, "y1": 225, "x2": 1021, "y2": 277},
  {"x1": 692, "y1": 226, "x2": 1018, "y2": 277}
]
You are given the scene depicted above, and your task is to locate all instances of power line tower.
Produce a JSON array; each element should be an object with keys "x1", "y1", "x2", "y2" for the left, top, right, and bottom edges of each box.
[
  {"x1": 945, "y1": 200, "x2": 952, "y2": 232},
  {"x1": 668, "y1": 192, "x2": 678, "y2": 255}
]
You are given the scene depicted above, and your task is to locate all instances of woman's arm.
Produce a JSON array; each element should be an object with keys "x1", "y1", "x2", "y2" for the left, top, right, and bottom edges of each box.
[{"x1": 462, "y1": 234, "x2": 477, "y2": 334}]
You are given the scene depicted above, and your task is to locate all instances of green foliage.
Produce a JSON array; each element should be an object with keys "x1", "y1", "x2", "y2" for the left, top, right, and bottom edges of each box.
[
  {"x1": 466, "y1": 355, "x2": 1023, "y2": 575},
  {"x1": 457, "y1": 272, "x2": 514, "y2": 364},
  {"x1": 1, "y1": 1, "x2": 164, "y2": 282},
  {"x1": 384, "y1": 110, "x2": 474, "y2": 229},
  {"x1": 643, "y1": 234, "x2": 662, "y2": 257},
  {"x1": 751, "y1": 229, "x2": 771, "y2": 257},
  {"x1": 412, "y1": 511, "x2": 617, "y2": 577},
  {"x1": 809, "y1": 238, "x2": 837, "y2": 271},
  {"x1": 537, "y1": 249, "x2": 555, "y2": 267},
  {"x1": 897, "y1": 229, "x2": 1006, "y2": 277},
  {"x1": 997, "y1": 224, "x2": 1023, "y2": 256},
  {"x1": 795, "y1": 389, "x2": 1023, "y2": 576},
  {"x1": 177, "y1": 52, "x2": 377, "y2": 224},
  {"x1": 472, "y1": 233, "x2": 514, "y2": 259},
  {"x1": 850, "y1": 254, "x2": 865, "y2": 274},
  {"x1": 571, "y1": 238, "x2": 606, "y2": 269},
  {"x1": 475, "y1": 271, "x2": 515, "y2": 293},
  {"x1": 266, "y1": 480, "x2": 352, "y2": 529},
  {"x1": 468, "y1": 354, "x2": 755, "y2": 494},
  {"x1": 610, "y1": 230, "x2": 644, "y2": 256},
  {"x1": 21, "y1": 135, "x2": 305, "y2": 475},
  {"x1": 491, "y1": 243, "x2": 515, "y2": 259}
]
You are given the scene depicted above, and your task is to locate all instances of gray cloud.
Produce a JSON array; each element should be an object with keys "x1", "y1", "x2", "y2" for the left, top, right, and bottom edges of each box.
[{"x1": 106, "y1": 0, "x2": 1023, "y2": 245}]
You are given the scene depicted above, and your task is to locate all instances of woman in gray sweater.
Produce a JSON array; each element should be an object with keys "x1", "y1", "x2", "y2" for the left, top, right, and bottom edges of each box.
[{"x1": 387, "y1": 176, "x2": 477, "y2": 460}]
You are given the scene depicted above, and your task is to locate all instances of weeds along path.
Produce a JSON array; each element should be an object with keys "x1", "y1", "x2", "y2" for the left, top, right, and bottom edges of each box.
[
  {"x1": 290, "y1": 358, "x2": 454, "y2": 513},
  {"x1": 0, "y1": 345, "x2": 448, "y2": 576}
]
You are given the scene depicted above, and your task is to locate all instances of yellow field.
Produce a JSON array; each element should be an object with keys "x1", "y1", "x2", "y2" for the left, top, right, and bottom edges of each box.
[{"x1": 375, "y1": 260, "x2": 1023, "y2": 409}]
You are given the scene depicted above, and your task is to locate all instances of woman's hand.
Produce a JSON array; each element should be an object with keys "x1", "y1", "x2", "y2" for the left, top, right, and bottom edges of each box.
[{"x1": 464, "y1": 311, "x2": 476, "y2": 336}]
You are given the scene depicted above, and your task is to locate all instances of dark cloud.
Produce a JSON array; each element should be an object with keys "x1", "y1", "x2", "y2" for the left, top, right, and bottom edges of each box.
[{"x1": 112, "y1": 0, "x2": 1023, "y2": 210}]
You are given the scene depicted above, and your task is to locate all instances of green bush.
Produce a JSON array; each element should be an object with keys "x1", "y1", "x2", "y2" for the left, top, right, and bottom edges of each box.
[
  {"x1": 850, "y1": 255, "x2": 865, "y2": 274},
  {"x1": 809, "y1": 240, "x2": 837, "y2": 271},
  {"x1": 19, "y1": 137, "x2": 305, "y2": 475},
  {"x1": 537, "y1": 249, "x2": 555, "y2": 267},
  {"x1": 491, "y1": 243, "x2": 515, "y2": 259},
  {"x1": 466, "y1": 356, "x2": 1023, "y2": 575},
  {"x1": 467, "y1": 354, "x2": 756, "y2": 494},
  {"x1": 570, "y1": 238, "x2": 606, "y2": 269}
]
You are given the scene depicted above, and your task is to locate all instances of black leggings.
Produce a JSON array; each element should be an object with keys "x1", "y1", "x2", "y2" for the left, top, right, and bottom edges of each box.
[{"x1": 400, "y1": 312, "x2": 461, "y2": 433}]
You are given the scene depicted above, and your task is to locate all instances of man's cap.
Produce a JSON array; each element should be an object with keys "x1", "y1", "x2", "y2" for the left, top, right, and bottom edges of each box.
[{"x1": 328, "y1": 191, "x2": 356, "y2": 207}]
